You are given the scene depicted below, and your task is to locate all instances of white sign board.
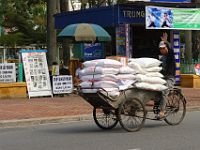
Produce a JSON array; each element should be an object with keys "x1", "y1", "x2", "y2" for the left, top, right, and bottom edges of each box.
[
  {"x1": 0, "y1": 63, "x2": 16, "y2": 83},
  {"x1": 52, "y1": 75, "x2": 73, "y2": 94},
  {"x1": 21, "y1": 50, "x2": 52, "y2": 98}
]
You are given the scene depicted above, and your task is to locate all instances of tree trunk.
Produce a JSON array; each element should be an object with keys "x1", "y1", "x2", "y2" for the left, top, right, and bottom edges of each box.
[
  {"x1": 60, "y1": 0, "x2": 68, "y2": 11},
  {"x1": 47, "y1": 0, "x2": 59, "y2": 66},
  {"x1": 60, "y1": 0, "x2": 70, "y2": 67}
]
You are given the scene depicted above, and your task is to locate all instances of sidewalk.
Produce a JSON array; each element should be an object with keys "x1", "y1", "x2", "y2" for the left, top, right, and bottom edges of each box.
[
  {"x1": 0, "y1": 88, "x2": 200, "y2": 128},
  {"x1": 0, "y1": 94, "x2": 93, "y2": 128}
]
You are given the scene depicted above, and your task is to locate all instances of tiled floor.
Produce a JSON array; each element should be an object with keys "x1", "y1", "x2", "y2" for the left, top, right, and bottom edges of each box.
[{"x1": 0, "y1": 95, "x2": 92, "y2": 120}]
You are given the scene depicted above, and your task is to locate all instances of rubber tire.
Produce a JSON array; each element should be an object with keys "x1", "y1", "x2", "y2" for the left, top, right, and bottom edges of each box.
[
  {"x1": 164, "y1": 89, "x2": 186, "y2": 125},
  {"x1": 93, "y1": 107, "x2": 118, "y2": 130},
  {"x1": 117, "y1": 98, "x2": 146, "y2": 132}
]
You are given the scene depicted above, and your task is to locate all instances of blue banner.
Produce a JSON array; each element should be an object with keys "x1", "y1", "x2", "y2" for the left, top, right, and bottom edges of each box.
[
  {"x1": 118, "y1": 5, "x2": 145, "y2": 24},
  {"x1": 83, "y1": 43, "x2": 104, "y2": 61}
]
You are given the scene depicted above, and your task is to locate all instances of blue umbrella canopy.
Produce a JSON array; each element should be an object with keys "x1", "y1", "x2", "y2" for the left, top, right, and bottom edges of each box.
[{"x1": 58, "y1": 23, "x2": 111, "y2": 42}]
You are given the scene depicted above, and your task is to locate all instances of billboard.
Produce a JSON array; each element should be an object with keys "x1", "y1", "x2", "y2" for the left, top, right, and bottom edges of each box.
[{"x1": 146, "y1": 6, "x2": 200, "y2": 30}]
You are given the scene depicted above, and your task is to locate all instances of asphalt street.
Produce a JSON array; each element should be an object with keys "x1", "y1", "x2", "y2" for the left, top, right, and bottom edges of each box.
[{"x1": 0, "y1": 111, "x2": 199, "y2": 150}]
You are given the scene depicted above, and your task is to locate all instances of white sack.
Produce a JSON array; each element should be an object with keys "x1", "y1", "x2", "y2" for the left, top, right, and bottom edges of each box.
[
  {"x1": 116, "y1": 74, "x2": 137, "y2": 80},
  {"x1": 80, "y1": 74, "x2": 118, "y2": 82},
  {"x1": 128, "y1": 57, "x2": 161, "y2": 68},
  {"x1": 94, "y1": 80, "x2": 118, "y2": 88},
  {"x1": 134, "y1": 82, "x2": 168, "y2": 91},
  {"x1": 117, "y1": 80, "x2": 136, "y2": 90},
  {"x1": 128, "y1": 61, "x2": 147, "y2": 74},
  {"x1": 80, "y1": 80, "x2": 118, "y2": 88},
  {"x1": 145, "y1": 66, "x2": 162, "y2": 72},
  {"x1": 83, "y1": 59, "x2": 122, "y2": 68},
  {"x1": 119, "y1": 66, "x2": 136, "y2": 74},
  {"x1": 80, "y1": 81, "x2": 92, "y2": 87},
  {"x1": 145, "y1": 72, "x2": 164, "y2": 78},
  {"x1": 79, "y1": 66, "x2": 119, "y2": 76},
  {"x1": 135, "y1": 74, "x2": 166, "y2": 84}
]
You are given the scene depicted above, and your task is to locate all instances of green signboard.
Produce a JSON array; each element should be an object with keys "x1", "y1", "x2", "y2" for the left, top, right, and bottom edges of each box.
[{"x1": 173, "y1": 9, "x2": 200, "y2": 29}]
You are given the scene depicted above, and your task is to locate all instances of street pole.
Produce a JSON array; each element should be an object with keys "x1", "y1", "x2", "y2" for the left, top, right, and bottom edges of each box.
[
  {"x1": 185, "y1": 30, "x2": 192, "y2": 63},
  {"x1": 3, "y1": 45, "x2": 6, "y2": 63}
]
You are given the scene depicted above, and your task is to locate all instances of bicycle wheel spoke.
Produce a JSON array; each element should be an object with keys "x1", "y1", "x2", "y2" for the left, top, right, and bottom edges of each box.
[
  {"x1": 118, "y1": 98, "x2": 146, "y2": 132},
  {"x1": 93, "y1": 108, "x2": 118, "y2": 130},
  {"x1": 164, "y1": 89, "x2": 186, "y2": 125}
]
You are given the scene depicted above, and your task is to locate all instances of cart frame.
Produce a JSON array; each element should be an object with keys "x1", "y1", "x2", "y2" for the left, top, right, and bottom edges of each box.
[{"x1": 78, "y1": 87, "x2": 186, "y2": 132}]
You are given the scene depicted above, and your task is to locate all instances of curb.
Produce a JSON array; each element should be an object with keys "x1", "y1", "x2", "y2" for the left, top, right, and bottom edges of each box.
[
  {"x1": 187, "y1": 106, "x2": 200, "y2": 111},
  {"x1": 0, "y1": 107, "x2": 199, "y2": 129},
  {"x1": 0, "y1": 114, "x2": 93, "y2": 128}
]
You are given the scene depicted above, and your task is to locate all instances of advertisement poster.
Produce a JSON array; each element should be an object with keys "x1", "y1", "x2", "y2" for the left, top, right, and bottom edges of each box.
[
  {"x1": 0, "y1": 63, "x2": 16, "y2": 83},
  {"x1": 52, "y1": 75, "x2": 73, "y2": 94},
  {"x1": 116, "y1": 24, "x2": 126, "y2": 56},
  {"x1": 84, "y1": 43, "x2": 104, "y2": 61},
  {"x1": 21, "y1": 50, "x2": 52, "y2": 98},
  {"x1": 146, "y1": 6, "x2": 200, "y2": 30}
]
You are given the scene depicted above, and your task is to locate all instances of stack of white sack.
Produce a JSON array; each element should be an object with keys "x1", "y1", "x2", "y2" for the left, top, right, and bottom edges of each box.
[
  {"x1": 116, "y1": 66, "x2": 138, "y2": 90},
  {"x1": 79, "y1": 59, "x2": 122, "y2": 98},
  {"x1": 128, "y1": 57, "x2": 168, "y2": 91}
]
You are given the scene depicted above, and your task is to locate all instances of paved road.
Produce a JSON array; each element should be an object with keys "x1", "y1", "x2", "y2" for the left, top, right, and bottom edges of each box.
[{"x1": 0, "y1": 111, "x2": 199, "y2": 150}]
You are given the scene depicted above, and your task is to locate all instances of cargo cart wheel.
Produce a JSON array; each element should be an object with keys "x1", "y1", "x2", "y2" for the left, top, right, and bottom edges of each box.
[
  {"x1": 118, "y1": 98, "x2": 146, "y2": 132},
  {"x1": 93, "y1": 107, "x2": 118, "y2": 130},
  {"x1": 164, "y1": 89, "x2": 186, "y2": 125}
]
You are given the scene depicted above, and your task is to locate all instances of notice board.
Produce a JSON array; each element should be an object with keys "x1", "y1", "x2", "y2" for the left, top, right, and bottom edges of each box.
[{"x1": 21, "y1": 50, "x2": 52, "y2": 98}]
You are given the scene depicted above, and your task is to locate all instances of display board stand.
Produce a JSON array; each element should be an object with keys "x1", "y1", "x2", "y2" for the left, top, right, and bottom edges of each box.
[{"x1": 20, "y1": 49, "x2": 53, "y2": 98}]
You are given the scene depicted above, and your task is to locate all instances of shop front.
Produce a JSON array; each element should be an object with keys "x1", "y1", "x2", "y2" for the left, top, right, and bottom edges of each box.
[{"x1": 54, "y1": 1, "x2": 200, "y2": 87}]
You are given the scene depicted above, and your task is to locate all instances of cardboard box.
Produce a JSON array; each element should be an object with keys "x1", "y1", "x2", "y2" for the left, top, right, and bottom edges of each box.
[{"x1": 180, "y1": 74, "x2": 200, "y2": 88}]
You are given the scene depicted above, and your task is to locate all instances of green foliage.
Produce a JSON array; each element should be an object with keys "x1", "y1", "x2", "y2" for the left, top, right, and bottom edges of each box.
[
  {"x1": 0, "y1": 33, "x2": 29, "y2": 46},
  {"x1": 85, "y1": 0, "x2": 128, "y2": 8},
  {"x1": 0, "y1": 0, "x2": 47, "y2": 47}
]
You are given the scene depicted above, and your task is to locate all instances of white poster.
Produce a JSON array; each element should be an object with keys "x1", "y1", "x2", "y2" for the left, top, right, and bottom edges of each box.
[
  {"x1": 21, "y1": 50, "x2": 52, "y2": 98},
  {"x1": 52, "y1": 75, "x2": 73, "y2": 94},
  {"x1": 0, "y1": 63, "x2": 16, "y2": 82}
]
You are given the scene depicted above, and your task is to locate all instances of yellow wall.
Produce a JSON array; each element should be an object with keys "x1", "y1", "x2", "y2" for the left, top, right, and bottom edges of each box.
[
  {"x1": 0, "y1": 82, "x2": 27, "y2": 99},
  {"x1": 180, "y1": 74, "x2": 200, "y2": 88}
]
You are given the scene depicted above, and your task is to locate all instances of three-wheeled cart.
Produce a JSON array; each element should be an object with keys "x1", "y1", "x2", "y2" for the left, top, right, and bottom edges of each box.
[{"x1": 79, "y1": 87, "x2": 186, "y2": 132}]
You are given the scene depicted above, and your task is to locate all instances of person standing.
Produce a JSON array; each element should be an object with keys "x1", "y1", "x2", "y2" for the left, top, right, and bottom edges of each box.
[
  {"x1": 161, "y1": 12, "x2": 171, "y2": 28},
  {"x1": 59, "y1": 63, "x2": 70, "y2": 75},
  {"x1": 148, "y1": 13, "x2": 156, "y2": 27},
  {"x1": 157, "y1": 32, "x2": 176, "y2": 119}
]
